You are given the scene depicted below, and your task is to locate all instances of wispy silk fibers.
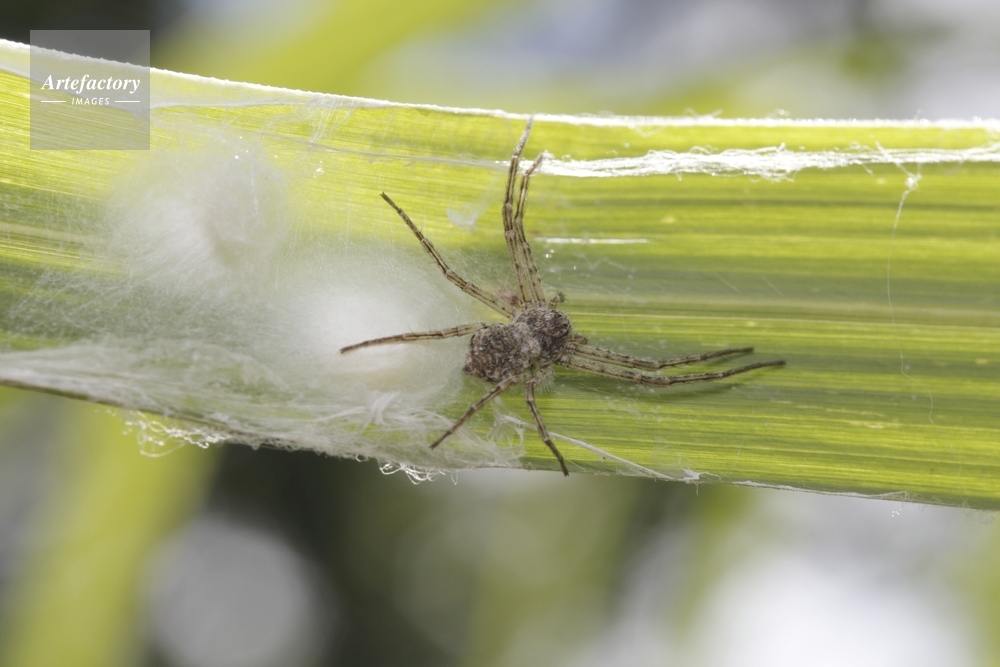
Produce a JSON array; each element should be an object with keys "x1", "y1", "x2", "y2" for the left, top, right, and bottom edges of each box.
[{"x1": 1, "y1": 40, "x2": 999, "y2": 506}]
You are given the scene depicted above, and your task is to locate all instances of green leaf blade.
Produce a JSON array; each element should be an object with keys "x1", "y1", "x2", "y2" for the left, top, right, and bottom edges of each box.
[{"x1": 2, "y1": 39, "x2": 999, "y2": 506}]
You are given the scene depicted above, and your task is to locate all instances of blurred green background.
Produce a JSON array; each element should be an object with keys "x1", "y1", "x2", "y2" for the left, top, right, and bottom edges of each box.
[{"x1": 2, "y1": 1, "x2": 1000, "y2": 666}]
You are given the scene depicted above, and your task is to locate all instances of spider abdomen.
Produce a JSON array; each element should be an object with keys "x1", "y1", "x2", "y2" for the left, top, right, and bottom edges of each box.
[
  {"x1": 464, "y1": 323, "x2": 539, "y2": 383},
  {"x1": 462, "y1": 307, "x2": 573, "y2": 384}
]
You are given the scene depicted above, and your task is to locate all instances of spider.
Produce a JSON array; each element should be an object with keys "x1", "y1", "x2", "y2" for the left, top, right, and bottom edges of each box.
[{"x1": 342, "y1": 119, "x2": 785, "y2": 476}]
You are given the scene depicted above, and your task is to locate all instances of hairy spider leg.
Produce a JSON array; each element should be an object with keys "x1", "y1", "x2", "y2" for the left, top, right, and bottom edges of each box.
[
  {"x1": 340, "y1": 323, "x2": 486, "y2": 353},
  {"x1": 502, "y1": 120, "x2": 543, "y2": 306},
  {"x1": 568, "y1": 344, "x2": 755, "y2": 371},
  {"x1": 512, "y1": 153, "x2": 548, "y2": 305},
  {"x1": 525, "y1": 378, "x2": 569, "y2": 476},
  {"x1": 430, "y1": 376, "x2": 521, "y2": 449},
  {"x1": 380, "y1": 193, "x2": 515, "y2": 317},
  {"x1": 560, "y1": 356, "x2": 785, "y2": 386}
]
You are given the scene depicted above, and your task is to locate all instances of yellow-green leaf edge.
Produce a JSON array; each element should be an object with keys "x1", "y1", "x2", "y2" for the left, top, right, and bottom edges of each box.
[{"x1": 2, "y1": 39, "x2": 999, "y2": 508}]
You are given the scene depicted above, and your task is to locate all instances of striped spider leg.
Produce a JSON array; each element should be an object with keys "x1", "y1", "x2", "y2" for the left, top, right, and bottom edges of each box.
[{"x1": 342, "y1": 119, "x2": 784, "y2": 475}]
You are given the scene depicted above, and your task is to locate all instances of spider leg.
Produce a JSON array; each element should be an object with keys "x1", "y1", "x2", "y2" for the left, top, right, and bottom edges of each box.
[
  {"x1": 567, "y1": 344, "x2": 755, "y2": 371},
  {"x1": 340, "y1": 323, "x2": 486, "y2": 354},
  {"x1": 512, "y1": 152, "x2": 548, "y2": 305},
  {"x1": 430, "y1": 376, "x2": 520, "y2": 449},
  {"x1": 381, "y1": 193, "x2": 515, "y2": 317},
  {"x1": 502, "y1": 119, "x2": 545, "y2": 306},
  {"x1": 560, "y1": 355, "x2": 785, "y2": 386},
  {"x1": 525, "y1": 378, "x2": 569, "y2": 476}
]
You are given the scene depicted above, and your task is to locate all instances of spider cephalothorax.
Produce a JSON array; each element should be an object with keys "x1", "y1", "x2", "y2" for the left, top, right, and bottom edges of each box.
[{"x1": 342, "y1": 119, "x2": 784, "y2": 476}]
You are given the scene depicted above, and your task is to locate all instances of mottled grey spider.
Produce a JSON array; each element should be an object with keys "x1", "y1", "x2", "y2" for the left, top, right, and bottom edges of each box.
[{"x1": 342, "y1": 119, "x2": 784, "y2": 475}]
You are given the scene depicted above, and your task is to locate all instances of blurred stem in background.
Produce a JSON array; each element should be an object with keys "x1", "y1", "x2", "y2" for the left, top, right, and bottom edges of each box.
[
  {"x1": 158, "y1": 0, "x2": 517, "y2": 97},
  {"x1": 0, "y1": 390, "x2": 217, "y2": 667}
]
